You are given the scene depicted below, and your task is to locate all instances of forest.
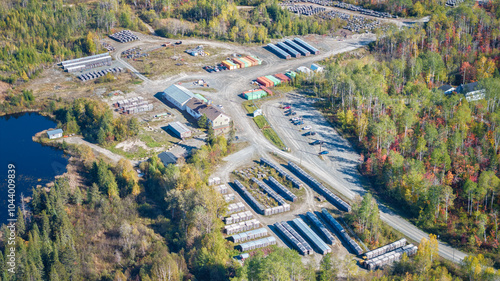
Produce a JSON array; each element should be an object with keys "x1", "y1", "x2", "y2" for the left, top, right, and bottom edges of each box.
[
  {"x1": 295, "y1": 0, "x2": 500, "y2": 268},
  {"x1": 0, "y1": 0, "x2": 144, "y2": 84}
]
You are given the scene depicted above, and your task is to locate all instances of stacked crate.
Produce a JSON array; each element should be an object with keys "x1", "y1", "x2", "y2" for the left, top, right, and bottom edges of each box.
[{"x1": 224, "y1": 219, "x2": 261, "y2": 235}]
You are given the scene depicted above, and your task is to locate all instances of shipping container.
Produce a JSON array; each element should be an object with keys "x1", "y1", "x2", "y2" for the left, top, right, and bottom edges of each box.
[
  {"x1": 249, "y1": 55, "x2": 262, "y2": 65},
  {"x1": 244, "y1": 56, "x2": 258, "y2": 66},
  {"x1": 274, "y1": 73, "x2": 291, "y2": 82},
  {"x1": 256, "y1": 77, "x2": 273, "y2": 87},
  {"x1": 232, "y1": 58, "x2": 246, "y2": 68},
  {"x1": 222, "y1": 60, "x2": 237, "y2": 70},
  {"x1": 265, "y1": 75, "x2": 281, "y2": 86}
]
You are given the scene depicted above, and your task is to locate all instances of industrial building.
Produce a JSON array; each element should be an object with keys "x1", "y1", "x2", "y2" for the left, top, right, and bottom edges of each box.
[
  {"x1": 284, "y1": 39, "x2": 310, "y2": 56},
  {"x1": 267, "y1": 43, "x2": 291, "y2": 59},
  {"x1": 293, "y1": 38, "x2": 320, "y2": 55},
  {"x1": 61, "y1": 53, "x2": 112, "y2": 73},
  {"x1": 47, "y1": 129, "x2": 63, "y2": 139},
  {"x1": 162, "y1": 84, "x2": 196, "y2": 110},
  {"x1": 167, "y1": 122, "x2": 192, "y2": 139}
]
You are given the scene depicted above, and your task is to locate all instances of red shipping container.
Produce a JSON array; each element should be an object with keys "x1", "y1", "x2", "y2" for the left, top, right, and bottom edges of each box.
[
  {"x1": 259, "y1": 86, "x2": 273, "y2": 96},
  {"x1": 256, "y1": 77, "x2": 272, "y2": 87},
  {"x1": 232, "y1": 58, "x2": 246, "y2": 68},
  {"x1": 274, "y1": 73, "x2": 290, "y2": 82},
  {"x1": 244, "y1": 56, "x2": 258, "y2": 66}
]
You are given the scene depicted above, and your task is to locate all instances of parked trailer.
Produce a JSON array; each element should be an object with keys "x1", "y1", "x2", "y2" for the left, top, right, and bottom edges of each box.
[
  {"x1": 288, "y1": 161, "x2": 351, "y2": 212},
  {"x1": 233, "y1": 180, "x2": 266, "y2": 215},
  {"x1": 251, "y1": 177, "x2": 287, "y2": 206},
  {"x1": 363, "y1": 238, "x2": 407, "y2": 260},
  {"x1": 274, "y1": 222, "x2": 312, "y2": 255},
  {"x1": 293, "y1": 38, "x2": 319, "y2": 55},
  {"x1": 321, "y1": 208, "x2": 364, "y2": 255},
  {"x1": 292, "y1": 218, "x2": 331, "y2": 254},
  {"x1": 267, "y1": 176, "x2": 297, "y2": 202},
  {"x1": 267, "y1": 43, "x2": 291, "y2": 59},
  {"x1": 283, "y1": 221, "x2": 314, "y2": 254},
  {"x1": 260, "y1": 158, "x2": 302, "y2": 188},
  {"x1": 364, "y1": 244, "x2": 418, "y2": 270},
  {"x1": 306, "y1": 212, "x2": 336, "y2": 245}
]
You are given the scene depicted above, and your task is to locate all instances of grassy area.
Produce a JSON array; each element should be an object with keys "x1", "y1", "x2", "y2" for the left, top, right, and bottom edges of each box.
[
  {"x1": 108, "y1": 146, "x2": 151, "y2": 160},
  {"x1": 253, "y1": 115, "x2": 269, "y2": 129},
  {"x1": 242, "y1": 100, "x2": 257, "y2": 114},
  {"x1": 139, "y1": 134, "x2": 162, "y2": 148},
  {"x1": 262, "y1": 127, "x2": 286, "y2": 150},
  {"x1": 130, "y1": 44, "x2": 228, "y2": 79}
]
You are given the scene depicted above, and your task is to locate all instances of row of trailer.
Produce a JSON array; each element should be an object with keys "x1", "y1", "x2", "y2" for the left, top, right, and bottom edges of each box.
[
  {"x1": 363, "y1": 238, "x2": 407, "y2": 260},
  {"x1": 267, "y1": 38, "x2": 319, "y2": 59},
  {"x1": 306, "y1": 212, "x2": 337, "y2": 245},
  {"x1": 364, "y1": 244, "x2": 418, "y2": 270},
  {"x1": 321, "y1": 208, "x2": 364, "y2": 255},
  {"x1": 237, "y1": 236, "x2": 277, "y2": 252},
  {"x1": 62, "y1": 53, "x2": 112, "y2": 73},
  {"x1": 221, "y1": 55, "x2": 262, "y2": 70},
  {"x1": 230, "y1": 228, "x2": 269, "y2": 243},
  {"x1": 233, "y1": 180, "x2": 291, "y2": 216},
  {"x1": 223, "y1": 193, "x2": 235, "y2": 202},
  {"x1": 78, "y1": 67, "x2": 122, "y2": 81},
  {"x1": 213, "y1": 184, "x2": 228, "y2": 194},
  {"x1": 260, "y1": 158, "x2": 302, "y2": 188},
  {"x1": 267, "y1": 176, "x2": 297, "y2": 202},
  {"x1": 292, "y1": 218, "x2": 332, "y2": 254},
  {"x1": 224, "y1": 211, "x2": 254, "y2": 225},
  {"x1": 275, "y1": 221, "x2": 314, "y2": 255},
  {"x1": 251, "y1": 178, "x2": 287, "y2": 206},
  {"x1": 224, "y1": 219, "x2": 261, "y2": 235},
  {"x1": 227, "y1": 202, "x2": 246, "y2": 214},
  {"x1": 288, "y1": 161, "x2": 351, "y2": 212}
]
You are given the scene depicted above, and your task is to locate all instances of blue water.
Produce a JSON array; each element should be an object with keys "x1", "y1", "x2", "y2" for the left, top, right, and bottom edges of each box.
[{"x1": 0, "y1": 112, "x2": 68, "y2": 224}]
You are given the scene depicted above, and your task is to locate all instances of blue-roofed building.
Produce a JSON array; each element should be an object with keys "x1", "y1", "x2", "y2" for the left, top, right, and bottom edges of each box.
[
  {"x1": 47, "y1": 129, "x2": 63, "y2": 139},
  {"x1": 162, "y1": 84, "x2": 196, "y2": 110}
]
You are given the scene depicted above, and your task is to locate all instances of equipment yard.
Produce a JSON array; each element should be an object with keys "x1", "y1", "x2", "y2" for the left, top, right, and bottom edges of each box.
[{"x1": 28, "y1": 28, "x2": 467, "y2": 267}]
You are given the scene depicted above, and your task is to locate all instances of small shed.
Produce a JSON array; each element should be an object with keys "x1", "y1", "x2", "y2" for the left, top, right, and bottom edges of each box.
[
  {"x1": 47, "y1": 129, "x2": 63, "y2": 139},
  {"x1": 311, "y1": 63, "x2": 324, "y2": 72},
  {"x1": 158, "y1": 152, "x2": 178, "y2": 166},
  {"x1": 167, "y1": 122, "x2": 192, "y2": 139}
]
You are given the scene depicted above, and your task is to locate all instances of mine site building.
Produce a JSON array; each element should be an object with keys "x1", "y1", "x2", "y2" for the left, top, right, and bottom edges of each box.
[
  {"x1": 47, "y1": 129, "x2": 63, "y2": 139},
  {"x1": 167, "y1": 122, "x2": 192, "y2": 139},
  {"x1": 162, "y1": 84, "x2": 196, "y2": 110}
]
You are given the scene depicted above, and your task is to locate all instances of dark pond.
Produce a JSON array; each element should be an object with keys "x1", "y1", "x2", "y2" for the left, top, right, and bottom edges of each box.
[{"x1": 0, "y1": 112, "x2": 68, "y2": 225}]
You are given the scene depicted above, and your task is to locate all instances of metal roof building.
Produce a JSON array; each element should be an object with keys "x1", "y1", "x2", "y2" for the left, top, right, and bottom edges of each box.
[
  {"x1": 284, "y1": 39, "x2": 310, "y2": 56},
  {"x1": 47, "y1": 129, "x2": 63, "y2": 139},
  {"x1": 162, "y1": 84, "x2": 196, "y2": 110},
  {"x1": 167, "y1": 122, "x2": 192, "y2": 139},
  {"x1": 293, "y1": 38, "x2": 319, "y2": 55},
  {"x1": 158, "y1": 151, "x2": 178, "y2": 166},
  {"x1": 276, "y1": 42, "x2": 301, "y2": 58},
  {"x1": 267, "y1": 43, "x2": 291, "y2": 59}
]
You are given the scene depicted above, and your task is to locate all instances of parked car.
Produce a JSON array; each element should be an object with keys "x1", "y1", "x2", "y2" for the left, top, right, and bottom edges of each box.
[
  {"x1": 319, "y1": 151, "x2": 329, "y2": 155},
  {"x1": 295, "y1": 121, "x2": 304, "y2": 125},
  {"x1": 311, "y1": 140, "x2": 324, "y2": 145},
  {"x1": 303, "y1": 126, "x2": 312, "y2": 130},
  {"x1": 283, "y1": 106, "x2": 291, "y2": 110},
  {"x1": 304, "y1": 131, "x2": 316, "y2": 136}
]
